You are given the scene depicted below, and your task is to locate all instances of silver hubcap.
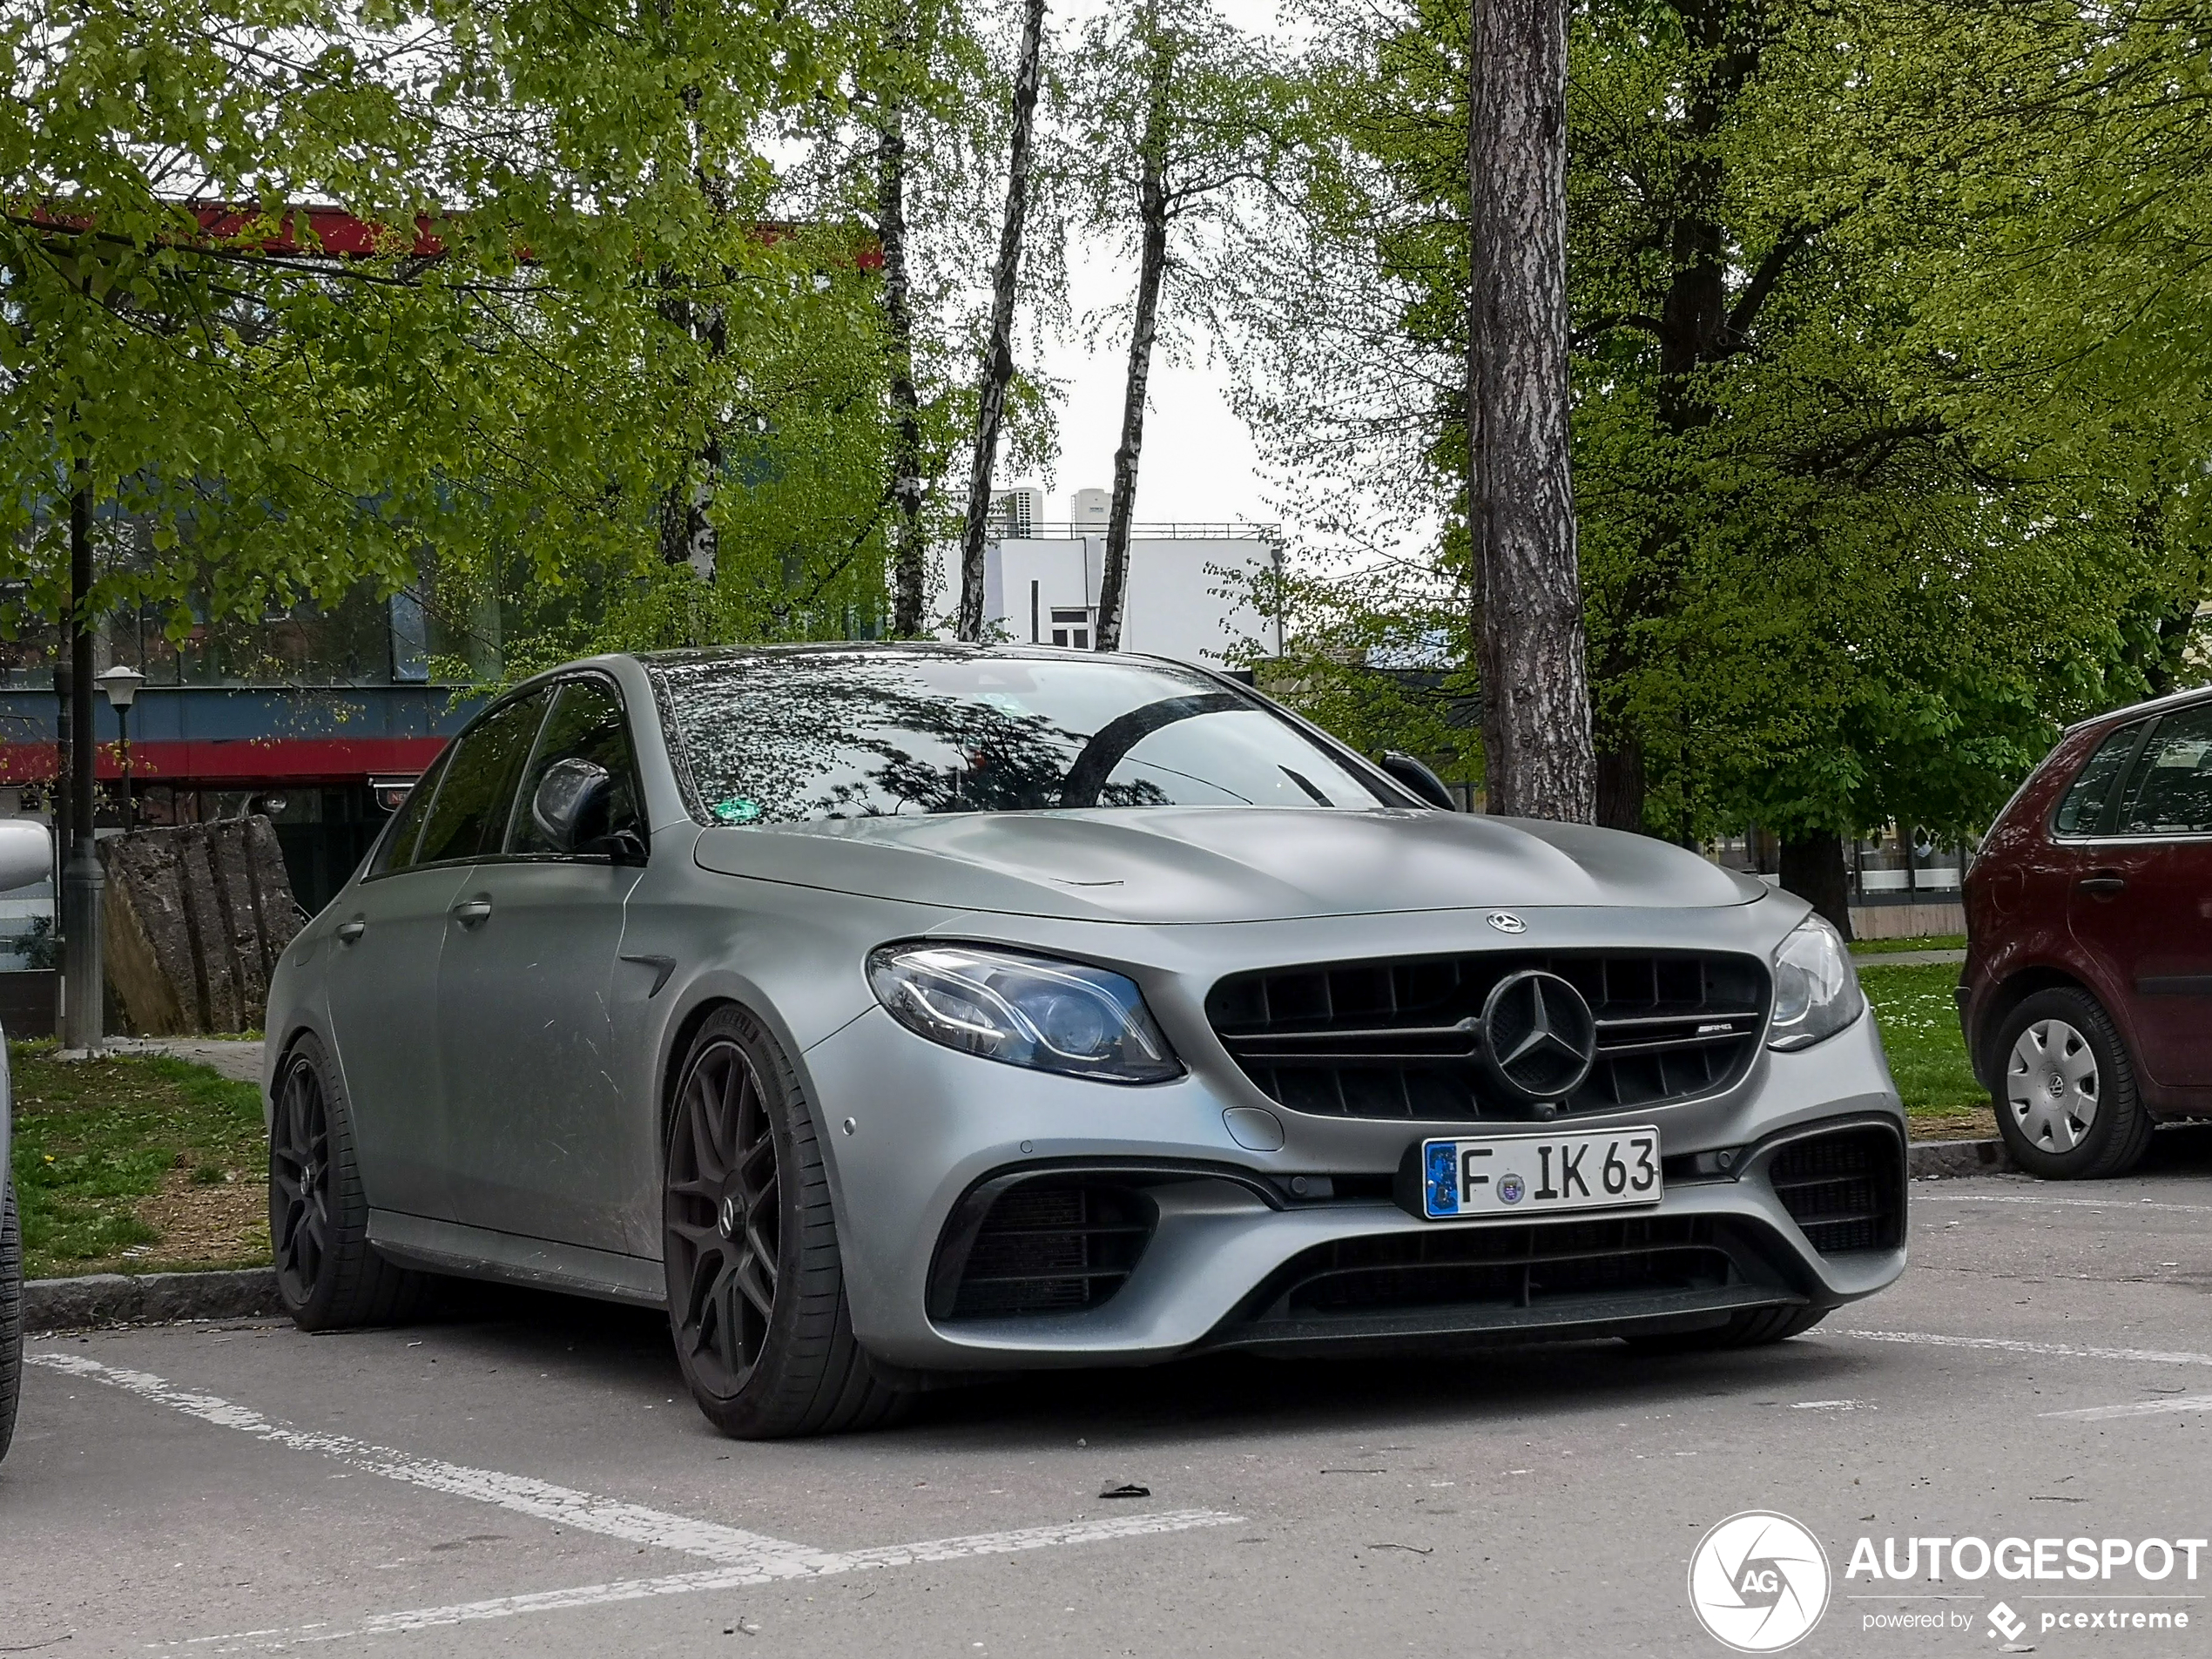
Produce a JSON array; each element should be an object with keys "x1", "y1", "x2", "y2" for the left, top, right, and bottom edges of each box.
[{"x1": 2006, "y1": 1018, "x2": 2099, "y2": 1152}]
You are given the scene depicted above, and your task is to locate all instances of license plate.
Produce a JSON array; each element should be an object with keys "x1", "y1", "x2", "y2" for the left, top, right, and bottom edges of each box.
[{"x1": 1417, "y1": 1127, "x2": 1662, "y2": 1220}]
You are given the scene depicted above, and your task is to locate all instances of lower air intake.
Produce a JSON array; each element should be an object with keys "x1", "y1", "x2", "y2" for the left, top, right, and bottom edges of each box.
[
  {"x1": 938, "y1": 1177, "x2": 1155, "y2": 1320},
  {"x1": 1768, "y1": 1126, "x2": 1905, "y2": 1254}
]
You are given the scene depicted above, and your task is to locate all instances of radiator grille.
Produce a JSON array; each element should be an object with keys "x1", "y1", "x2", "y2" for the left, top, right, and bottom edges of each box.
[
  {"x1": 1769, "y1": 1127, "x2": 1905, "y2": 1254},
  {"x1": 1207, "y1": 951, "x2": 1767, "y2": 1122},
  {"x1": 944, "y1": 1179, "x2": 1154, "y2": 1319}
]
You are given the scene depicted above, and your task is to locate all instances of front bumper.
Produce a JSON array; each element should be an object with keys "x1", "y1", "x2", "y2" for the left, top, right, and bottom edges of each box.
[{"x1": 805, "y1": 998, "x2": 1907, "y2": 1371}]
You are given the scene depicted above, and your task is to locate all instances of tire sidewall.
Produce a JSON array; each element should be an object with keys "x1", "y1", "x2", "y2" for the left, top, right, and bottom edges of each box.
[
  {"x1": 662, "y1": 1008, "x2": 819, "y2": 1424},
  {"x1": 272, "y1": 1034, "x2": 364, "y2": 1325},
  {"x1": 1993, "y1": 989, "x2": 2139, "y2": 1178},
  {"x1": 0, "y1": 1177, "x2": 20, "y2": 1463}
]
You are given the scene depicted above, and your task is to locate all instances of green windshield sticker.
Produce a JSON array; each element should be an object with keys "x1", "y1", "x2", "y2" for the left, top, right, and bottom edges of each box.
[{"x1": 713, "y1": 797, "x2": 763, "y2": 824}]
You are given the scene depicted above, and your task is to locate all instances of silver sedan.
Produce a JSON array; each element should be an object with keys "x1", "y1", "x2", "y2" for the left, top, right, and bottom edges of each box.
[{"x1": 264, "y1": 646, "x2": 1906, "y2": 1437}]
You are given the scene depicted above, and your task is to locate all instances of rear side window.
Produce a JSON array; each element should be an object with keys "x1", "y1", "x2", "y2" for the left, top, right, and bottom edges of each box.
[
  {"x1": 505, "y1": 678, "x2": 645, "y2": 855},
  {"x1": 368, "y1": 750, "x2": 450, "y2": 876},
  {"x1": 2053, "y1": 721, "x2": 2144, "y2": 836},
  {"x1": 2121, "y1": 704, "x2": 2212, "y2": 835},
  {"x1": 415, "y1": 691, "x2": 552, "y2": 866}
]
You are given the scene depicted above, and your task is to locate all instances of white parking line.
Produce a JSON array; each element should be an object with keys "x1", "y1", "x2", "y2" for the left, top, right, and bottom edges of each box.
[
  {"x1": 28, "y1": 1352, "x2": 823, "y2": 1572},
  {"x1": 30, "y1": 1351, "x2": 1242, "y2": 1651},
  {"x1": 1837, "y1": 1331, "x2": 2212, "y2": 1367},
  {"x1": 2041, "y1": 1394, "x2": 2212, "y2": 1421},
  {"x1": 174, "y1": 1513, "x2": 1239, "y2": 1650},
  {"x1": 1916, "y1": 1193, "x2": 2212, "y2": 1215}
]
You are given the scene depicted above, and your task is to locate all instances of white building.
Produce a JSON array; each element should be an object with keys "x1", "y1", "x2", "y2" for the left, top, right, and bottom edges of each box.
[{"x1": 950, "y1": 487, "x2": 1284, "y2": 669}]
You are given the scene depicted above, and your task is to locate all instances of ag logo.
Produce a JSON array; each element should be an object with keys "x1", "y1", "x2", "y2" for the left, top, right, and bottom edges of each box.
[{"x1": 1687, "y1": 1511, "x2": 1831, "y2": 1652}]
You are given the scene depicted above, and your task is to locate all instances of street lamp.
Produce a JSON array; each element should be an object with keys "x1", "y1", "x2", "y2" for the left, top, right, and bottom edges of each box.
[{"x1": 96, "y1": 664, "x2": 146, "y2": 833}]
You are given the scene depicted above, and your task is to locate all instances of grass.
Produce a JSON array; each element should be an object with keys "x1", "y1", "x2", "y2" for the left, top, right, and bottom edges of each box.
[
  {"x1": 1858, "y1": 961, "x2": 1994, "y2": 1137},
  {"x1": 7, "y1": 1041, "x2": 270, "y2": 1280},
  {"x1": 1850, "y1": 934, "x2": 1967, "y2": 955}
]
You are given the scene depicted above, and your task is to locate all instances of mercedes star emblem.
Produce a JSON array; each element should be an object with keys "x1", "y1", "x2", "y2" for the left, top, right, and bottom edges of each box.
[
  {"x1": 1486, "y1": 910, "x2": 1527, "y2": 934},
  {"x1": 1477, "y1": 968, "x2": 1598, "y2": 1104}
]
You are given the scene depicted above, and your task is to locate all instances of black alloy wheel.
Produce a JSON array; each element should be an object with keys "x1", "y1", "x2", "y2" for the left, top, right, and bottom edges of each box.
[
  {"x1": 269, "y1": 1055, "x2": 334, "y2": 1307},
  {"x1": 666, "y1": 1035, "x2": 782, "y2": 1396},
  {"x1": 662, "y1": 1006, "x2": 909, "y2": 1439},
  {"x1": 268, "y1": 1034, "x2": 427, "y2": 1330}
]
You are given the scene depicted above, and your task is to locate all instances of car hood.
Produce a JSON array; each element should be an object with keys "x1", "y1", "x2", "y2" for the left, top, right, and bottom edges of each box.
[{"x1": 691, "y1": 808, "x2": 1764, "y2": 924}]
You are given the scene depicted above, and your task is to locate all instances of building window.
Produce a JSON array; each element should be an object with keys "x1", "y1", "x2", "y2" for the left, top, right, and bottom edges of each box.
[{"x1": 1049, "y1": 608, "x2": 1094, "y2": 650}]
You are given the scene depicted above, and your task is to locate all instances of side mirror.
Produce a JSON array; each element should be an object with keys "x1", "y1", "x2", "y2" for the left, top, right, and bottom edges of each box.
[
  {"x1": 0, "y1": 819, "x2": 52, "y2": 892},
  {"x1": 531, "y1": 760, "x2": 648, "y2": 865},
  {"x1": 1379, "y1": 751, "x2": 1458, "y2": 811}
]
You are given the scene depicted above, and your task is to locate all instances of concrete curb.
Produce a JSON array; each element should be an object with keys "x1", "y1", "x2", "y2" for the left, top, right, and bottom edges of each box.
[
  {"x1": 24, "y1": 1267, "x2": 281, "y2": 1332},
  {"x1": 1907, "y1": 1137, "x2": 2015, "y2": 1179}
]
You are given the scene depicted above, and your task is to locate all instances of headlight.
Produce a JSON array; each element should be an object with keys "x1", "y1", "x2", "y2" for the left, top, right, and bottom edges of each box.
[
  {"x1": 1767, "y1": 914, "x2": 1864, "y2": 1051},
  {"x1": 866, "y1": 943, "x2": 1183, "y2": 1084}
]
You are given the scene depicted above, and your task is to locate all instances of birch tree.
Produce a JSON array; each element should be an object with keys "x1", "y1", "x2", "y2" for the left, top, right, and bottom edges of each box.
[
  {"x1": 957, "y1": 0, "x2": 1049, "y2": 642},
  {"x1": 1069, "y1": 0, "x2": 1290, "y2": 651}
]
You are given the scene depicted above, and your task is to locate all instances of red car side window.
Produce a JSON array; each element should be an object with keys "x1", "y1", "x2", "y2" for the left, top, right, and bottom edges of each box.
[
  {"x1": 2053, "y1": 721, "x2": 2146, "y2": 836},
  {"x1": 2121, "y1": 704, "x2": 2212, "y2": 836}
]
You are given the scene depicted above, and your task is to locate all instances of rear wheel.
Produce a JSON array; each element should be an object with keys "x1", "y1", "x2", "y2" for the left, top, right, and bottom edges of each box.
[
  {"x1": 270, "y1": 1035, "x2": 428, "y2": 1330},
  {"x1": 1, "y1": 1177, "x2": 22, "y2": 1461},
  {"x1": 1993, "y1": 988, "x2": 2155, "y2": 1179},
  {"x1": 663, "y1": 1006, "x2": 907, "y2": 1439}
]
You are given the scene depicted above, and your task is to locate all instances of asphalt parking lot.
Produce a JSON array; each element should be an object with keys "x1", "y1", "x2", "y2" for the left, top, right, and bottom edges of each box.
[{"x1": 5, "y1": 1132, "x2": 2209, "y2": 1658}]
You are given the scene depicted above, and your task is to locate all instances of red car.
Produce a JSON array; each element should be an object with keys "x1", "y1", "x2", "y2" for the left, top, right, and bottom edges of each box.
[{"x1": 1960, "y1": 684, "x2": 2212, "y2": 1177}]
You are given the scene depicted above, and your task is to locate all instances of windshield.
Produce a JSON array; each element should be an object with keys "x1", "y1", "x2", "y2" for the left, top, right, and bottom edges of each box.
[{"x1": 649, "y1": 651, "x2": 1390, "y2": 824}]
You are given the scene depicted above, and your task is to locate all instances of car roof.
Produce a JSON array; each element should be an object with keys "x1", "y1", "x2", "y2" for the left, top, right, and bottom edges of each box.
[
  {"x1": 2063, "y1": 679, "x2": 2212, "y2": 734},
  {"x1": 633, "y1": 642, "x2": 1190, "y2": 668}
]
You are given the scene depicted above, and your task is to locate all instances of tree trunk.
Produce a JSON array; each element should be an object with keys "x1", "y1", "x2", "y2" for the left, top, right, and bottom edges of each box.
[
  {"x1": 877, "y1": 76, "x2": 927, "y2": 637},
  {"x1": 956, "y1": 0, "x2": 1048, "y2": 643},
  {"x1": 1096, "y1": 75, "x2": 1171, "y2": 654},
  {"x1": 1595, "y1": 738, "x2": 1645, "y2": 833},
  {"x1": 1467, "y1": 0, "x2": 1595, "y2": 822},
  {"x1": 1780, "y1": 829, "x2": 1854, "y2": 941}
]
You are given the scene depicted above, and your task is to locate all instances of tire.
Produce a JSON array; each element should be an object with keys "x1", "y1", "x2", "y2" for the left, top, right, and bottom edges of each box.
[
  {"x1": 663, "y1": 1006, "x2": 909, "y2": 1439},
  {"x1": 0, "y1": 1177, "x2": 21, "y2": 1462},
  {"x1": 1992, "y1": 988, "x2": 2155, "y2": 1180},
  {"x1": 270, "y1": 1034, "x2": 428, "y2": 1331},
  {"x1": 1625, "y1": 1305, "x2": 1829, "y2": 1353}
]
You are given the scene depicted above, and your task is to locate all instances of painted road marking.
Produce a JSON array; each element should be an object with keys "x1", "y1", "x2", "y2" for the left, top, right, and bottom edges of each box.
[
  {"x1": 170, "y1": 1513, "x2": 1241, "y2": 1650},
  {"x1": 1916, "y1": 1193, "x2": 2212, "y2": 1215},
  {"x1": 28, "y1": 1352, "x2": 823, "y2": 1572},
  {"x1": 30, "y1": 1352, "x2": 1242, "y2": 1651},
  {"x1": 1838, "y1": 1331, "x2": 2212, "y2": 1367},
  {"x1": 2041, "y1": 1394, "x2": 2212, "y2": 1421}
]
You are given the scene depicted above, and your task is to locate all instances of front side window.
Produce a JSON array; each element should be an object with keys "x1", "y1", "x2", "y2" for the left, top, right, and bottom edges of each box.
[
  {"x1": 415, "y1": 690, "x2": 551, "y2": 866},
  {"x1": 507, "y1": 678, "x2": 645, "y2": 855},
  {"x1": 649, "y1": 651, "x2": 1389, "y2": 826},
  {"x1": 2053, "y1": 721, "x2": 2144, "y2": 837},
  {"x1": 368, "y1": 750, "x2": 450, "y2": 876},
  {"x1": 2120, "y1": 704, "x2": 2212, "y2": 836}
]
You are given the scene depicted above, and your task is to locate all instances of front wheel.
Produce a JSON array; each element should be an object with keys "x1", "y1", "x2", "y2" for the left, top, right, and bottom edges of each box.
[
  {"x1": 1993, "y1": 988, "x2": 2155, "y2": 1180},
  {"x1": 269, "y1": 1035, "x2": 428, "y2": 1330},
  {"x1": 663, "y1": 1007, "x2": 907, "y2": 1439}
]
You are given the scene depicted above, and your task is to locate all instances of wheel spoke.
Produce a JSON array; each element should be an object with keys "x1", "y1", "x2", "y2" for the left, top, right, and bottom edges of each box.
[{"x1": 2058, "y1": 1040, "x2": 2098, "y2": 1088}]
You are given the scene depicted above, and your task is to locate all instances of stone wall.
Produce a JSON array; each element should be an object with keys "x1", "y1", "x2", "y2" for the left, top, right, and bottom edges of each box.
[{"x1": 101, "y1": 818, "x2": 302, "y2": 1035}]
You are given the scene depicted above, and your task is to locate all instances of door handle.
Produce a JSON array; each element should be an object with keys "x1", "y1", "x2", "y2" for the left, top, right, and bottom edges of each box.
[
  {"x1": 2076, "y1": 873, "x2": 2128, "y2": 896},
  {"x1": 335, "y1": 919, "x2": 366, "y2": 944},
  {"x1": 452, "y1": 897, "x2": 493, "y2": 927}
]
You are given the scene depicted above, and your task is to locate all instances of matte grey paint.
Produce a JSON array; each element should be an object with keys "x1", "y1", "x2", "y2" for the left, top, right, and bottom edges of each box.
[{"x1": 264, "y1": 648, "x2": 1907, "y2": 1370}]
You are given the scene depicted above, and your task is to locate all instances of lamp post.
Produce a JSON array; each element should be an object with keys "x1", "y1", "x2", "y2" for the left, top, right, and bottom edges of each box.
[{"x1": 96, "y1": 664, "x2": 145, "y2": 833}]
